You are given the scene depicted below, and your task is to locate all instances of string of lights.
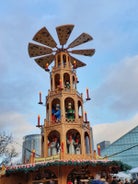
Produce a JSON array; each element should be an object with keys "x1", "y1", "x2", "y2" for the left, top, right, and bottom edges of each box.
[
  {"x1": 14, "y1": 139, "x2": 138, "y2": 160},
  {"x1": 103, "y1": 143, "x2": 138, "y2": 159}
]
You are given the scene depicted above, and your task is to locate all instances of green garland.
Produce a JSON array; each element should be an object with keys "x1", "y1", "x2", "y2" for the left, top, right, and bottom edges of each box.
[{"x1": 6, "y1": 160, "x2": 131, "y2": 175}]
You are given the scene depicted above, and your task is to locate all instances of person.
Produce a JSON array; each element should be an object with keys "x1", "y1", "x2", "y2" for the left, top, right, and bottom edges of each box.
[
  {"x1": 90, "y1": 178, "x2": 105, "y2": 184},
  {"x1": 54, "y1": 104, "x2": 61, "y2": 122},
  {"x1": 51, "y1": 108, "x2": 56, "y2": 122},
  {"x1": 100, "y1": 176, "x2": 108, "y2": 184},
  {"x1": 110, "y1": 176, "x2": 118, "y2": 184},
  {"x1": 75, "y1": 144, "x2": 80, "y2": 154},
  {"x1": 124, "y1": 178, "x2": 130, "y2": 184},
  {"x1": 75, "y1": 136, "x2": 81, "y2": 154},
  {"x1": 117, "y1": 179, "x2": 123, "y2": 184},
  {"x1": 67, "y1": 134, "x2": 75, "y2": 154},
  {"x1": 56, "y1": 138, "x2": 60, "y2": 154},
  {"x1": 130, "y1": 179, "x2": 135, "y2": 184},
  {"x1": 133, "y1": 177, "x2": 138, "y2": 184},
  {"x1": 50, "y1": 137, "x2": 58, "y2": 155},
  {"x1": 66, "y1": 102, "x2": 75, "y2": 121},
  {"x1": 65, "y1": 81, "x2": 70, "y2": 89}
]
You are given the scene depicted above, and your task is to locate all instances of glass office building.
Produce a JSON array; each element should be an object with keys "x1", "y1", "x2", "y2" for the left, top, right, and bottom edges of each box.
[
  {"x1": 22, "y1": 134, "x2": 41, "y2": 163},
  {"x1": 101, "y1": 125, "x2": 138, "y2": 168}
]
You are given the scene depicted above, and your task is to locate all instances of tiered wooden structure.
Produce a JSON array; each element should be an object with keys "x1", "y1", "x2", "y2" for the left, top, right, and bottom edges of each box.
[
  {"x1": 0, "y1": 24, "x2": 127, "y2": 184},
  {"x1": 42, "y1": 53, "x2": 93, "y2": 160},
  {"x1": 30, "y1": 24, "x2": 96, "y2": 183}
]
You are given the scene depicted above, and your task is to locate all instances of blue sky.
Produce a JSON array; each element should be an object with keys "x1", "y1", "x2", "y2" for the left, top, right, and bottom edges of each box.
[{"x1": 0, "y1": 0, "x2": 138, "y2": 154}]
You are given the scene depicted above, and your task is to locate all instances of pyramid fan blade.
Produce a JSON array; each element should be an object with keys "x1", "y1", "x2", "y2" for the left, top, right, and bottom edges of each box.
[
  {"x1": 56, "y1": 24, "x2": 74, "y2": 46},
  {"x1": 68, "y1": 33, "x2": 93, "y2": 49},
  {"x1": 70, "y1": 49, "x2": 95, "y2": 56},
  {"x1": 35, "y1": 54, "x2": 55, "y2": 69},
  {"x1": 69, "y1": 55, "x2": 86, "y2": 68},
  {"x1": 28, "y1": 43, "x2": 53, "y2": 57},
  {"x1": 33, "y1": 27, "x2": 57, "y2": 48}
]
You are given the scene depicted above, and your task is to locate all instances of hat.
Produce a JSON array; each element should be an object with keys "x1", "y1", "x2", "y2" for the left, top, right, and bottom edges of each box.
[
  {"x1": 56, "y1": 104, "x2": 60, "y2": 109},
  {"x1": 68, "y1": 103, "x2": 72, "y2": 106}
]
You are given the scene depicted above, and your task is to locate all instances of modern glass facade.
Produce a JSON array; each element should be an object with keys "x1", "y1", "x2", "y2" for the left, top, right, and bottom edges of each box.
[
  {"x1": 22, "y1": 134, "x2": 41, "y2": 163},
  {"x1": 101, "y1": 125, "x2": 138, "y2": 168}
]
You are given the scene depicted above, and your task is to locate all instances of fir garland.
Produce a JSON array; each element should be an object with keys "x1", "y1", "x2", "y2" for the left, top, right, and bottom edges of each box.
[{"x1": 6, "y1": 160, "x2": 131, "y2": 175}]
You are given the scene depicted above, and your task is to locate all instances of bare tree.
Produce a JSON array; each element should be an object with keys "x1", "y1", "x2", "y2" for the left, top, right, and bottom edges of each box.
[{"x1": 0, "y1": 132, "x2": 18, "y2": 166}]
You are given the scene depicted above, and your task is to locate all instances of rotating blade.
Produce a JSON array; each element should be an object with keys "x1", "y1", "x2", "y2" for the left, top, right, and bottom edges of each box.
[
  {"x1": 28, "y1": 43, "x2": 53, "y2": 57},
  {"x1": 33, "y1": 27, "x2": 57, "y2": 48},
  {"x1": 56, "y1": 24, "x2": 74, "y2": 46},
  {"x1": 69, "y1": 55, "x2": 86, "y2": 68},
  {"x1": 68, "y1": 33, "x2": 93, "y2": 49},
  {"x1": 35, "y1": 54, "x2": 55, "y2": 69},
  {"x1": 70, "y1": 49, "x2": 95, "y2": 56}
]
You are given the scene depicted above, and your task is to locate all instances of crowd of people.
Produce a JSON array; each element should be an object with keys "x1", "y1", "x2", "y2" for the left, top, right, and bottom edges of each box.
[{"x1": 88, "y1": 175, "x2": 138, "y2": 184}]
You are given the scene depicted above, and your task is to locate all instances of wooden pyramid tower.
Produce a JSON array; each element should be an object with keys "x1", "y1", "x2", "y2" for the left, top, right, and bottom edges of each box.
[{"x1": 1, "y1": 24, "x2": 128, "y2": 184}]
